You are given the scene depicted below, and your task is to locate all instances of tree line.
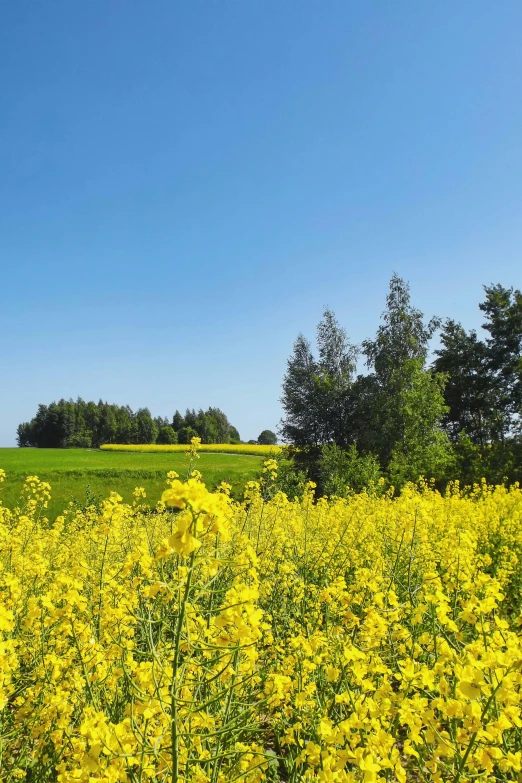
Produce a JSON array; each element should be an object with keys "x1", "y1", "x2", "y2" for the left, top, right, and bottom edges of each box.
[
  {"x1": 280, "y1": 274, "x2": 522, "y2": 493},
  {"x1": 17, "y1": 402, "x2": 241, "y2": 448}
]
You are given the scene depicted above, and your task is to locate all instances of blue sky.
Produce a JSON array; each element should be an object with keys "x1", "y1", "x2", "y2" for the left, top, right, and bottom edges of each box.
[{"x1": 1, "y1": 1, "x2": 522, "y2": 446}]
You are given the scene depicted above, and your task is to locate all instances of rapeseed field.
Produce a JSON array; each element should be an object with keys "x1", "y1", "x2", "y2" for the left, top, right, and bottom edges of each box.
[
  {"x1": 100, "y1": 443, "x2": 281, "y2": 456},
  {"x1": 1, "y1": 442, "x2": 522, "y2": 782}
]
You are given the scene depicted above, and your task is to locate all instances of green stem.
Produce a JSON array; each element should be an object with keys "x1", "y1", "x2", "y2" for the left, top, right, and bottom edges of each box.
[
  {"x1": 171, "y1": 517, "x2": 198, "y2": 783},
  {"x1": 97, "y1": 534, "x2": 109, "y2": 641}
]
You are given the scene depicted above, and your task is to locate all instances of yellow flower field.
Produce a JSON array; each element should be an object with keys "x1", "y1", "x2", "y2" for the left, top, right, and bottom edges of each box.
[
  {"x1": 1, "y1": 453, "x2": 522, "y2": 782},
  {"x1": 100, "y1": 443, "x2": 282, "y2": 456}
]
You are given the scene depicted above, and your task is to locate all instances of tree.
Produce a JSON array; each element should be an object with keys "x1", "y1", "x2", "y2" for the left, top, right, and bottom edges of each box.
[
  {"x1": 357, "y1": 274, "x2": 449, "y2": 475},
  {"x1": 16, "y1": 422, "x2": 34, "y2": 447},
  {"x1": 433, "y1": 320, "x2": 491, "y2": 445},
  {"x1": 195, "y1": 408, "x2": 233, "y2": 444},
  {"x1": 208, "y1": 407, "x2": 235, "y2": 443},
  {"x1": 157, "y1": 425, "x2": 178, "y2": 445},
  {"x1": 172, "y1": 410, "x2": 185, "y2": 432},
  {"x1": 229, "y1": 425, "x2": 241, "y2": 443},
  {"x1": 134, "y1": 409, "x2": 158, "y2": 445},
  {"x1": 18, "y1": 400, "x2": 239, "y2": 448},
  {"x1": 98, "y1": 406, "x2": 118, "y2": 446},
  {"x1": 362, "y1": 273, "x2": 439, "y2": 380},
  {"x1": 258, "y1": 430, "x2": 277, "y2": 446},
  {"x1": 184, "y1": 409, "x2": 198, "y2": 430},
  {"x1": 315, "y1": 309, "x2": 358, "y2": 446},
  {"x1": 178, "y1": 426, "x2": 199, "y2": 445},
  {"x1": 280, "y1": 309, "x2": 357, "y2": 447},
  {"x1": 280, "y1": 334, "x2": 319, "y2": 446},
  {"x1": 432, "y1": 285, "x2": 522, "y2": 485},
  {"x1": 479, "y1": 284, "x2": 522, "y2": 439},
  {"x1": 279, "y1": 274, "x2": 455, "y2": 488},
  {"x1": 386, "y1": 360, "x2": 454, "y2": 485},
  {"x1": 434, "y1": 285, "x2": 522, "y2": 446}
]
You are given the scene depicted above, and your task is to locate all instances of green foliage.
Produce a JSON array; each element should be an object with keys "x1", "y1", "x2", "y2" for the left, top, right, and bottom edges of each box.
[
  {"x1": 280, "y1": 309, "x2": 357, "y2": 447},
  {"x1": 257, "y1": 429, "x2": 277, "y2": 445},
  {"x1": 156, "y1": 425, "x2": 178, "y2": 445},
  {"x1": 172, "y1": 410, "x2": 185, "y2": 432},
  {"x1": 384, "y1": 360, "x2": 454, "y2": 486},
  {"x1": 16, "y1": 422, "x2": 33, "y2": 447},
  {"x1": 434, "y1": 283, "x2": 522, "y2": 485},
  {"x1": 178, "y1": 426, "x2": 199, "y2": 445},
  {"x1": 318, "y1": 444, "x2": 381, "y2": 496},
  {"x1": 66, "y1": 432, "x2": 93, "y2": 449},
  {"x1": 281, "y1": 273, "x2": 522, "y2": 491},
  {"x1": 17, "y1": 401, "x2": 240, "y2": 449},
  {"x1": 480, "y1": 283, "x2": 522, "y2": 433},
  {"x1": 134, "y1": 408, "x2": 159, "y2": 445},
  {"x1": 453, "y1": 434, "x2": 522, "y2": 486},
  {"x1": 357, "y1": 274, "x2": 446, "y2": 470},
  {"x1": 433, "y1": 320, "x2": 491, "y2": 444},
  {"x1": 229, "y1": 425, "x2": 241, "y2": 443},
  {"x1": 171, "y1": 408, "x2": 239, "y2": 444},
  {"x1": 453, "y1": 433, "x2": 486, "y2": 485},
  {"x1": 272, "y1": 459, "x2": 308, "y2": 500},
  {"x1": 362, "y1": 273, "x2": 440, "y2": 380}
]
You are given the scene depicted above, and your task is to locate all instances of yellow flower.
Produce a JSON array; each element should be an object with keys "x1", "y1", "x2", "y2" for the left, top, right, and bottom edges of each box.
[
  {"x1": 167, "y1": 512, "x2": 201, "y2": 556},
  {"x1": 458, "y1": 680, "x2": 482, "y2": 700}
]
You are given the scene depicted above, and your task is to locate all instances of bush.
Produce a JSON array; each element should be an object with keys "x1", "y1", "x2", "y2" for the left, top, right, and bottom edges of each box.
[
  {"x1": 318, "y1": 443, "x2": 382, "y2": 495},
  {"x1": 66, "y1": 431, "x2": 93, "y2": 448}
]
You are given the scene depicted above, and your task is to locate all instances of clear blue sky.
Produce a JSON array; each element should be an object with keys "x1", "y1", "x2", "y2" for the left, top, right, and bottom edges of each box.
[{"x1": 1, "y1": 1, "x2": 522, "y2": 446}]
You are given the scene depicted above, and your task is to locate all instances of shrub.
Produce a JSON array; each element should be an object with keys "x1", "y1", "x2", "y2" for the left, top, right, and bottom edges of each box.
[
  {"x1": 66, "y1": 431, "x2": 93, "y2": 448},
  {"x1": 318, "y1": 443, "x2": 382, "y2": 495}
]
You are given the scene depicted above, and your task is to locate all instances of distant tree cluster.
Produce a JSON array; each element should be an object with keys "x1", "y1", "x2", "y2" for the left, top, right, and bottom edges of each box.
[
  {"x1": 280, "y1": 274, "x2": 522, "y2": 492},
  {"x1": 17, "y1": 402, "x2": 241, "y2": 448}
]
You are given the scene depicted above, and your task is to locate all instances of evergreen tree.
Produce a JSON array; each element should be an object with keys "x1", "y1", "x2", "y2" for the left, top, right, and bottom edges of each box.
[
  {"x1": 480, "y1": 284, "x2": 522, "y2": 438},
  {"x1": 280, "y1": 334, "x2": 319, "y2": 446},
  {"x1": 433, "y1": 320, "x2": 491, "y2": 445},
  {"x1": 172, "y1": 410, "x2": 185, "y2": 432},
  {"x1": 280, "y1": 309, "x2": 357, "y2": 446}
]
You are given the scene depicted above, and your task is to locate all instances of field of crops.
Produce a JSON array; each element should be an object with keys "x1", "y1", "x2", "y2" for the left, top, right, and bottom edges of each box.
[
  {"x1": 100, "y1": 443, "x2": 282, "y2": 456},
  {"x1": 0, "y1": 448, "x2": 264, "y2": 519},
  {"x1": 2, "y1": 447, "x2": 522, "y2": 782}
]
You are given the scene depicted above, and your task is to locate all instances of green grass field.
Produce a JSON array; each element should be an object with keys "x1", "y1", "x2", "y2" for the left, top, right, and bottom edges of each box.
[{"x1": 0, "y1": 448, "x2": 264, "y2": 519}]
